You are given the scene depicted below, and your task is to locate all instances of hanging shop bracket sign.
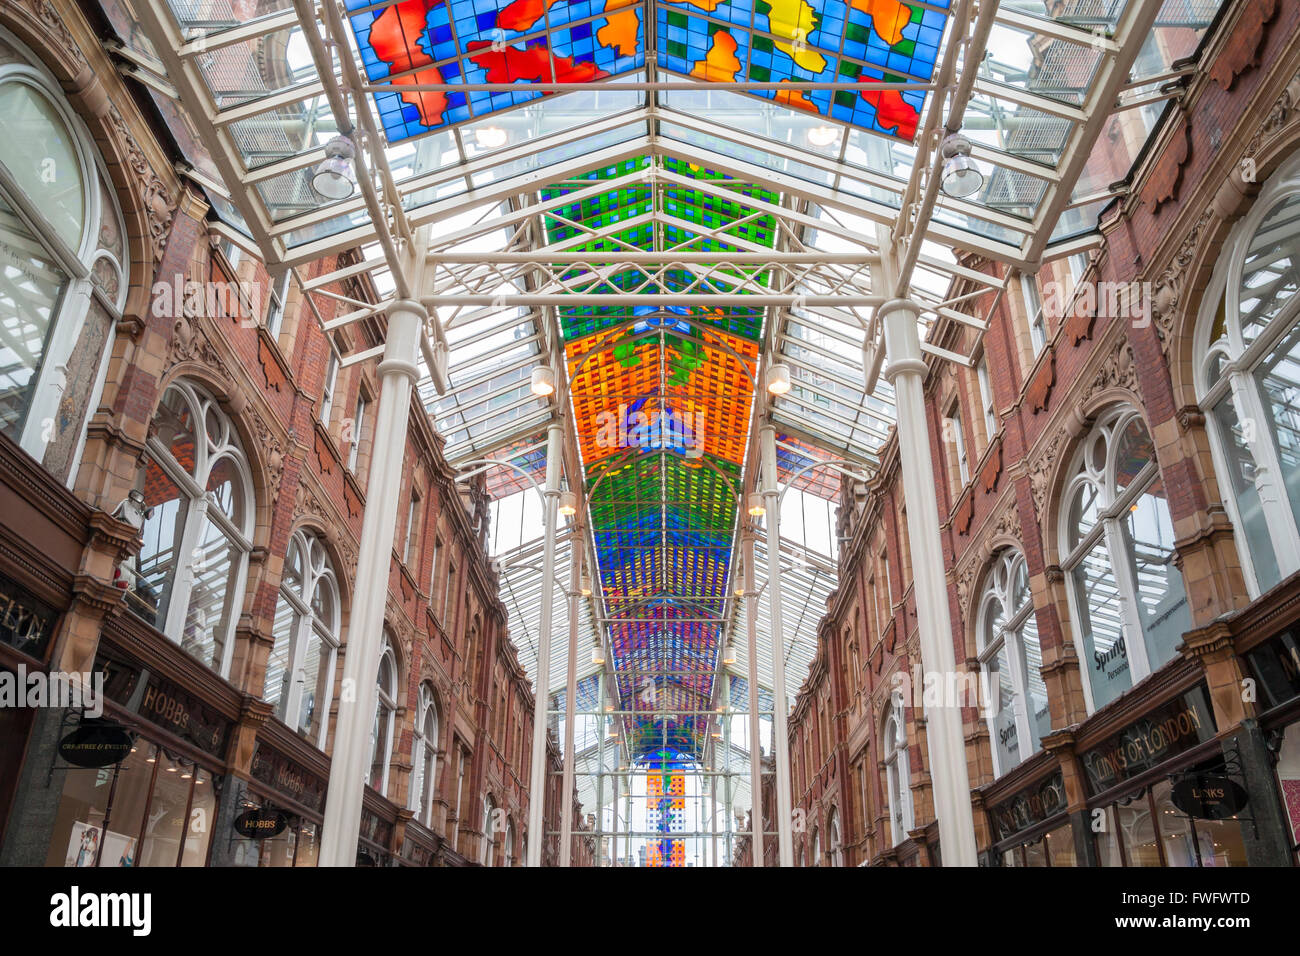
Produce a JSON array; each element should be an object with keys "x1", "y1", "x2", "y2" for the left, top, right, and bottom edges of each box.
[
  {"x1": 1169, "y1": 772, "x2": 1249, "y2": 820},
  {"x1": 234, "y1": 806, "x2": 289, "y2": 840},
  {"x1": 57, "y1": 718, "x2": 133, "y2": 768}
]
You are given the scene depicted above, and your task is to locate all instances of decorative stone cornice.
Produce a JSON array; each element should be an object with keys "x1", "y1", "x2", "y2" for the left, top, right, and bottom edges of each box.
[
  {"x1": 69, "y1": 572, "x2": 125, "y2": 618},
  {"x1": 238, "y1": 694, "x2": 275, "y2": 726},
  {"x1": 1178, "y1": 620, "x2": 1236, "y2": 661},
  {"x1": 1040, "y1": 728, "x2": 1077, "y2": 755}
]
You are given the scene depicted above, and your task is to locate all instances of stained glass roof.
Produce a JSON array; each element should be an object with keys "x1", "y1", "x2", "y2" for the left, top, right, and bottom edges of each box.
[{"x1": 345, "y1": 0, "x2": 948, "y2": 142}]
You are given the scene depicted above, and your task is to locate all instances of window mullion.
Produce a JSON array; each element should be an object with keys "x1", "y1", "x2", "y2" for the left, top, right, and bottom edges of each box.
[
  {"x1": 283, "y1": 607, "x2": 311, "y2": 734},
  {"x1": 1101, "y1": 515, "x2": 1151, "y2": 679},
  {"x1": 162, "y1": 497, "x2": 207, "y2": 641},
  {"x1": 1234, "y1": 369, "x2": 1300, "y2": 575}
]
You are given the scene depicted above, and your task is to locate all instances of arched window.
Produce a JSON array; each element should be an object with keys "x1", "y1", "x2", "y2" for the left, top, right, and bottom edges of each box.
[
  {"x1": 1059, "y1": 407, "x2": 1190, "y2": 712},
  {"x1": 0, "y1": 40, "x2": 128, "y2": 470},
  {"x1": 882, "y1": 701, "x2": 912, "y2": 847},
  {"x1": 368, "y1": 634, "x2": 397, "y2": 795},
  {"x1": 827, "y1": 808, "x2": 842, "y2": 867},
  {"x1": 481, "y1": 794, "x2": 497, "y2": 866},
  {"x1": 810, "y1": 827, "x2": 821, "y2": 867},
  {"x1": 503, "y1": 817, "x2": 515, "y2": 867},
  {"x1": 1195, "y1": 156, "x2": 1300, "y2": 595},
  {"x1": 129, "y1": 380, "x2": 253, "y2": 674},
  {"x1": 978, "y1": 549, "x2": 1050, "y2": 776},
  {"x1": 263, "y1": 529, "x2": 341, "y2": 746},
  {"x1": 409, "y1": 683, "x2": 440, "y2": 827}
]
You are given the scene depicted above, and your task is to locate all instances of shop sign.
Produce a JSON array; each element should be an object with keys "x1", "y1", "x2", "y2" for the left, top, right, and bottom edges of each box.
[
  {"x1": 0, "y1": 573, "x2": 57, "y2": 658},
  {"x1": 991, "y1": 770, "x2": 1066, "y2": 843},
  {"x1": 57, "y1": 720, "x2": 133, "y2": 768},
  {"x1": 1079, "y1": 684, "x2": 1217, "y2": 795},
  {"x1": 96, "y1": 647, "x2": 230, "y2": 758},
  {"x1": 234, "y1": 807, "x2": 288, "y2": 839},
  {"x1": 1170, "y1": 772, "x2": 1249, "y2": 820},
  {"x1": 250, "y1": 743, "x2": 326, "y2": 813}
]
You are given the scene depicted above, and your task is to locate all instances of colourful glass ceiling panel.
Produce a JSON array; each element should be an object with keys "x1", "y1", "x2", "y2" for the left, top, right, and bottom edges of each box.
[
  {"x1": 346, "y1": 0, "x2": 644, "y2": 138},
  {"x1": 548, "y1": 156, "x2": 778, "y2": 757},
  {"x1": 346, "y1": 0, "x2": 950, "y2": 143}
]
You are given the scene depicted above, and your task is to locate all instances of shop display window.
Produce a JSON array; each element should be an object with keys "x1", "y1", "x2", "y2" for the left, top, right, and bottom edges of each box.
[
  {"x1": 1093, "y1": 777, "x2": 1248, "y2": 867},
  {"x1": 47, "y1": 739, "x2": 216, "y2": 867}
]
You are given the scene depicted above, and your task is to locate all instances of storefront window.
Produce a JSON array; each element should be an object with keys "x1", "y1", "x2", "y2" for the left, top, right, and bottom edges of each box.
[
  {"x1": 230, "y1": 813, "x2": 319, "y2": 867},
  {"x1": 47, "y1": 738, "x2": 216, "y2": 867},
  {"x1": 999, "y1": 822, "x2": 1074, "y2": 866},
  {"x1": 1044, "y1": 823, "x2": 1076, "y2": 866},
  {"x1": 1093, "y1": 778, "x2": 1248, "y2": 867},
  {"x1": 129, "y1": 380, "x2": 254, "y2": 676},
  {"x1": 1196, "y1": 156, "x2": 1300, "y2": 595},
  {"x1": 1271, "y1": 722, "x2": 1300, "y2": 862},
  {"x1": 1060, "y1": 407, "x2": 1190, "y2": 713}
]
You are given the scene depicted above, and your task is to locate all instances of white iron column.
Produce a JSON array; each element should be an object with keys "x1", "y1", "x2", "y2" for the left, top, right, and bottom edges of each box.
[
  {"x1": 742, "y1": 531, "x2": 764, "y2": 866},
  {"x1": 526, "y1": 422, "x2": 564, "y2": 866},
  {"x1": 319, "y1": 300, "x2": 425, "y2": 866},
  {"x1": 595, "y1": 669, "x2": 606, "y2": 866},
  {"x1": 879, "y1": 297, "x2": 978, "y2": 867},
  {"x1": 759, "y1": 425, "x2": 794, "y2": 867},
  {"x1": 559, "y1": 525, "x2": 581, "y2": 866}
]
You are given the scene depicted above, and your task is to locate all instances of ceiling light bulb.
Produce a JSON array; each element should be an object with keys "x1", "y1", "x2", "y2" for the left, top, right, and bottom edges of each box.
[
  {"x1": 939, "y1": 132, "x2": 984, "y2": 199},
  {"x1": 311, "y1": 134, "x2": 357, "y2": 201},
  {"x1": 474, "y1": 125, "x2": 508, "y2": 150},
  {"x1": 591, "y1": 645, "x2": 606, "y2": 665},
  {"x1": 558, "y1": 490, "x2": 578, "y2": 516},
  {"x1": 747, "y1": 492, "x2": 766, "y2": 517},
  {"x1": 721, "y1": 643, "x2": 736, "y2": 665},
  {"x1": 530, "y1": 365, "x2": 556, "y2": 396},
  {"x1": 765, "y1": 363, "x2": 792, "y2": 395},
  {"x1": 580, "y1": 575, "x2": 593, "y2": 597},
  {"x1": 807, "y1": 125, "x2": 838, "y2": 147}
]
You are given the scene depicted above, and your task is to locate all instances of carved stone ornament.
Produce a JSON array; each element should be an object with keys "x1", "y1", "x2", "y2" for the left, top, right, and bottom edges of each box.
[
  {"x1": 1027, "y1": 428, "x2": 1067, "y2": 523},
  {"x1": 1151, "y1": 209, "x2": 1215, "y2": 351},
  {"x1": 1078, "y1": 337, "x2": 1139, "y2": 412},
  {"x1": 107, "y1": 105, "x2": 173, "y2": 264},
  {"x1": 954, "y1": 559, "x2": 980, "y2": 625},
  {"x1": 24, "y1": 0, "x2": 89, "y2": 70},
  {"x1": 989, "y1": 500, "x2": 1022, "y2": 545}
]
